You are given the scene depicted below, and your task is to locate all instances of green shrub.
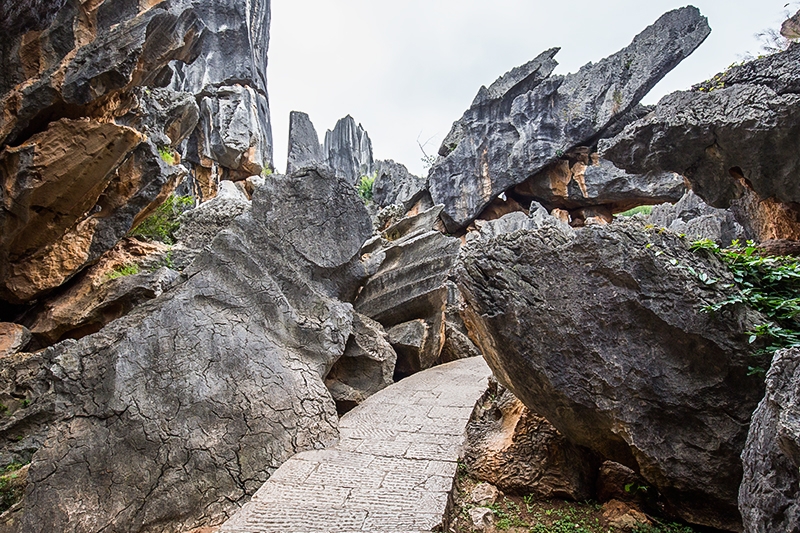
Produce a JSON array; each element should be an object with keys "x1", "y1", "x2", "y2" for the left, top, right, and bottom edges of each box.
[
  {"x1": 691, "y1": 239, "x2": 800, "y2": 374},
  {"x1": 358, "y1": 172, "x2": 376, "y2": 203},
  {"x1": 618, "y1": 205, "x2": 654, "y2": 217},
  {"x1": 158, "y1": 146, "x2": 177, "y2": 165},
  {"x1": 130, "y1": 195, "x2": 194, "y2": 245}
]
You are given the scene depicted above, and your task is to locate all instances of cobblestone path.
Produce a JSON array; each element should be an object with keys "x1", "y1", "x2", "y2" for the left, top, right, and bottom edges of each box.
[{"x1": 219, "y1": 356, "x2": 492, "y2": 533}]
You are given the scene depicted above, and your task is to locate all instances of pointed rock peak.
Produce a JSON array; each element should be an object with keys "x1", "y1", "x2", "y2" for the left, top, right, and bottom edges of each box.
[{"x1": 287, "y1": 111, "x2": 324, "y2": 174}]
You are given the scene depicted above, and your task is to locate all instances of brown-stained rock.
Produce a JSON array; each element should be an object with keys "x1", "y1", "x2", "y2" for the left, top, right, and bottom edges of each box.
[
  {"x1": 602, "y1": 500, "x2": 651, "y2": 531},
  {"x1": 463, "y1": 383, "x2": 598, "y2": 499},
  {"x1": 386, "y1": 314, "x2": 446, "y2": 378},
  {"x1": 596, "y1": 461, "x2": 649, "y2": 505},
  {"x1": 729, "y1": 181, "x2": 800, "y2": 242},
  {"x1": 25, "y1": 238, "x2": 175, "y2": 347},
  {"x1": 0, "y1": 325, "x2": 30, "y2": 357}
]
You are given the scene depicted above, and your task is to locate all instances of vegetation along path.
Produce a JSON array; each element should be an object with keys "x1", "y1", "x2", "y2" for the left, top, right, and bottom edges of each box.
[{"x1": 219, "y1": 357, "x2": 492, "y2": 533}]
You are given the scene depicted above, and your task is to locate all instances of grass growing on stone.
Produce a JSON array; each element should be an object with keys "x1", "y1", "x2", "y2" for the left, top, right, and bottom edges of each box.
[
  {"x1": 618, "y1": 205, "x2": 654, "y2": 217},
  {"x1": 0, "y1": 463, "x2": 28, "y2": 513},
  {"x1": 130, "y1": 194, "x2": 193, "y2": 245},
  {"x1": 358, "y1": 172, "x2": 376, "y2": 203},
  {"x1": 106, "y1": 262, "x2": 141, "y2": 280}
]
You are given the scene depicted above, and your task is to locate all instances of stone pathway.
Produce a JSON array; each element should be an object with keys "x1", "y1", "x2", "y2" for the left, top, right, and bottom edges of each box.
[{"x1": 219, "y1": 357, "x2": 492, "y2": 533}]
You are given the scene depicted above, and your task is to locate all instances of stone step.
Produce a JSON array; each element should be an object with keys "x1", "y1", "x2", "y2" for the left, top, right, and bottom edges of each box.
[{"x1": 219, "y1": 357, "x2": 492, "y2": 533}]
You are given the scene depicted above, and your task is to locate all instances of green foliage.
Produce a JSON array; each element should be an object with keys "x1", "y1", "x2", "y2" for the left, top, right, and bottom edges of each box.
[
  {"x1": 130, "y1": 195, "x2": 194, "y2": 245},
  {"x1": 107, "y1": 263, "x2": 141, "y2": 281},
  {"x1": 358, "y1": 172, "x2": 376, "y2": 203},
  {"x1": 618, "y1": 205, "x2": 654, "y2": 217},
  {"x1": 691, "y1": 239, "x2": 800, "y2": 374},
  {"x1": 261, "y1": 167, "x2": 273, "y2": 176},
  {"x1": 0, "y1": 462, "x2": 28, "y2": 513},
  {"x1": 158, "y1": 146, "x2": 176, "y2": 165}
]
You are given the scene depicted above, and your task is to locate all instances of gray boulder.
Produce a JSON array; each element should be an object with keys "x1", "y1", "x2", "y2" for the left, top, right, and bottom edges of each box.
[
  {"x1": 372, "y1": 159, "x2": 427, "y2": 210},
  {"x1": 739, "y1": 347, "x2": 800, "y2": 533},
  {"x1": 429, "y1": 7, "x2": 710, "y2": 232},
  {"x1": 15, "y1": 168, "x2": 373, "y2": 532},
  {"x1": 600, "y1": 43, "x2": 800, "y2": 210},
  {"x1": 323, "y1": 115, "x2": 374, "y2": 185},
  {"x1": 286, "y1": 111, "x2": 325, "y2": 174},
  {"x1": 457, "y1": 219, "x2": 766, "y2": 531},
  {"x1": 650, "y1": 191, "x2": 746, "y2": 245},
  {"x1": 324, "y1": 313, "x2": 397, "y2": 413}
]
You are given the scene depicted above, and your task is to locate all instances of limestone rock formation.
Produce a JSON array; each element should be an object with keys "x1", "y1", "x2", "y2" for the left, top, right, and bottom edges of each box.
[
  {"x1": 600, "y1": 43, "x2": 800, "y2": 213},
  {"x1": 457, "y1": 219, "x2": 766, "y2": 531},
  {"x1": 429, "y1": 7, "x2": 711, "y2": 232},
  {"x1": 355, "y1": 206, "x2": 459, "y2": 375},
  {"x1": 286, "y1": 111, "x2": 324, "y2": 174},
  {"x1": 169, "y1": 0, "x2": 274, "y2": 180},
  {"x1": 650, "y1": 191, "x2": 746, "y2": 245},
  {"x1": 739, "y1": 347, "x2": 800, "y2": 533},
  {"x1": 323, "y1": 115, "x2": 374, "y2": 185},
  {"x1": 12, "y1": 168, "x2": 372, "y2": 532},
  {"x1": 463, "y1": 383, "x2": 598, "y2": 499},
  {"x1": 324, "y1": 313, "x2": 397, "y2": 413},
  {"x1": 514, "y1": 155, "x2": 686, "y2": 216},
  {"x1": 372, "y1": 160, "x2": 427, "y2": 210}
]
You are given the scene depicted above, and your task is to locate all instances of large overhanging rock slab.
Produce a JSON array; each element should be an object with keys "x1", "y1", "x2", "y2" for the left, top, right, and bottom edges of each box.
[
  {"x1": 600, "y1": 44, "x2": 800, "y2": 210},
  {"x1": 457, "y1": 220, "x2": 766, "y2": 531},
  {"x1": 739, "y1": 347, "x2": 800, "y2": 533},
  {"x1": 428, "y1": 7, "x2": 710, "y2": 232},
  {"x1": 15, "y1": 168, "x2": 373, "y2": 532}
]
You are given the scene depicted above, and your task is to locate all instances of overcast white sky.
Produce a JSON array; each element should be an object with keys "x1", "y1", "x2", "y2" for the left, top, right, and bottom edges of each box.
[{"x1": 268, "y1": 1, "x2": 797, "y2": 176}]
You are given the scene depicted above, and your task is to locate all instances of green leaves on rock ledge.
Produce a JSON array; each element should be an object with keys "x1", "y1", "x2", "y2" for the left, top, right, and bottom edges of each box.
[{"x1": 691, "y1": 238, "x2": 800, "y2": 374}]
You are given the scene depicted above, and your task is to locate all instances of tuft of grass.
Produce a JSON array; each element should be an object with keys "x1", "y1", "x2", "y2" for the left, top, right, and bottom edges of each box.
[
  {"x1": 618, "y1": 205, "x2": 654, "y2": 217},
  {"x1": 130, "y1": 195, "x2": 194, "y2": 245},
  {"x1": 0, "y1": 462, "x2": 28, "y2": 513},
  {"x1": 158, "y1": 146, "x2": 177, "y2": 165},
  {"x1": 107, "y1": 263, "x2": 141, "y2": 281}
]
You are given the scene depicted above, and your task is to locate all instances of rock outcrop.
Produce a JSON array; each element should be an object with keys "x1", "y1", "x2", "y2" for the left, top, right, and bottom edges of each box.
[
  {"x1": 11, "y1": 168, "x2": 372, "y2": 532},
  {"x1": 463, "y1": 382, "x2": 598, "y2": 499},
  {"x1": 323, "y1": 115, "x2": 374, "y2": 185},
  {"x1": 0, "y1": 324, "x2": 30, "y2": 357},
  {"x1": 286, "y1": 111, "x2": 324, "y2": 175},
  {"x1": 457, "y1": 218, "x2": 766, "y2": 531},
  {"x1": 650, "y1": 191, "x2": 746, "y2": 245},
  {"x1": 428, "y1": 7, "x2": 711, "y2": 232},
  {"x1": 600, "y1": 43, "x2": 800, "y2": 227},
  {"x1": 372, "y1": 159, "x2": 427, "y2": 210},
  {"x1": 739, "y1": 347, "x2": 800, "y2": 533}
]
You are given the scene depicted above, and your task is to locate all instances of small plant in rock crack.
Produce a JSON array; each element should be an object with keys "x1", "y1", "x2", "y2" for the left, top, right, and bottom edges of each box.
[
  {"x1": 357, "y1": 172, "x2": 376, "y2": 203},
  {"x1": 691, "y1": 238, "x2": 800, "y2": 375},
  {"x1": 131, "y1": 194, "x2": 194, "y2": 245}
]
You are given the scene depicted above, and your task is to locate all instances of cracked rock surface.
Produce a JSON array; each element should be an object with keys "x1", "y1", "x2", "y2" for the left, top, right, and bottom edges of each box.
[
  {"x1": 11, "y1": 168, "x2": 372, "y2": 533},
  {"x1": 457, "y1": 219, "x2": 767, "y2": 531}
]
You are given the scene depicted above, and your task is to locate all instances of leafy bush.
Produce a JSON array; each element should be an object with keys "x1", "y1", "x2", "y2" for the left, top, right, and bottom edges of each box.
[
  {"x1": 130, "y1": 195, "x2": 194, "y2": 245},
  {"x1": 158, "y1": 146, "x2": 176, "y2": 165},
  {"x1": 691, "y1": 239, "x2": 800, "y2": 373},
  {"x1": 358, "y1": 172, "x2": 376, "y2": 203}
]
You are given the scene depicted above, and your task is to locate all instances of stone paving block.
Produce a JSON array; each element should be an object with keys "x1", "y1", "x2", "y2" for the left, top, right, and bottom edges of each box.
[{"x1": 218, "y1": 357, "x2": 492, "y2": 533}]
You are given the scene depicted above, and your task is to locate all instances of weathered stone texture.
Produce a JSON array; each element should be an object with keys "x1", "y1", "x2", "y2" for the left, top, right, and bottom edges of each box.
[
  {"x1": 14, "y1": 168, "x2": 372, "y2": 533},
  {"x1": 458, "y1": 219, "x2": 766, "y2": 531},
  {"x1": 323, "y1": 115, "x2": 373, "y2": 185},
  {"x1": 739, "y1": 347, "x2": 800, "y2": 533},
  {"x1": 601, "y1": 44, "x2": 800, "y2": 213},
  {"x1": 372, "y1": 160, "x2": 427, "y2": 210},
  {"x1": 650, "y1": 191, "x2": 746, "y2": 245},
  {"x1": 286, "y1": 111, "x2": 324, "y2": 175},
  {"x1": 429, "y1": 7, "x2": 710, "y2": 231}
]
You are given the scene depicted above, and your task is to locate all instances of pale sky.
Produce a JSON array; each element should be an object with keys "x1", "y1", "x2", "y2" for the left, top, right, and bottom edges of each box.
[{"x1": 269, "y1": 1, "x2": 797, "y2": 176}]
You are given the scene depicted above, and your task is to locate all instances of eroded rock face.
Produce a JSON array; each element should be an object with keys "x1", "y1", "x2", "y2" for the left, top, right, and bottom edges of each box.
[
  {"x1": 600, "y1": 44, "x2": 800, "y2": 215},
  {"x1": 457, "y1": 219, "x2": 766, "y2": 531},
  {"x1": 463, "y1": 383, "x2": 598, "y2": 499},
  {"x1": 739, "y1": 347, "x2": 800, "y2": 533},
  {"x1": 0, "y1": 324, "x2": 30, "y2": 357},
  {"x1": 286, "y1": 111, "x2": 324, "y2": 175},
  {"x1": 323, "y1": 115, "x2": 373, "y2": 185},
  {"x1": 650, "y1": 191, "x2": 746, "y2": 245},
  {"x1": 15, "y1": 168, "x2": 373, "y2": 533},
  {"x1": 429, "y1": 7, "x2": 710, "y2": 232},
  {"x1": 372, "y1": 160, "x2": 427, "y2": 210}
]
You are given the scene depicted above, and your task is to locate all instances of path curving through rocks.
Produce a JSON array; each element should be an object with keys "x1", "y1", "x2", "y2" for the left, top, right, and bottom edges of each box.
[{"x1": 219, "y1": 356, "x2": 492, "y2": 533}]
